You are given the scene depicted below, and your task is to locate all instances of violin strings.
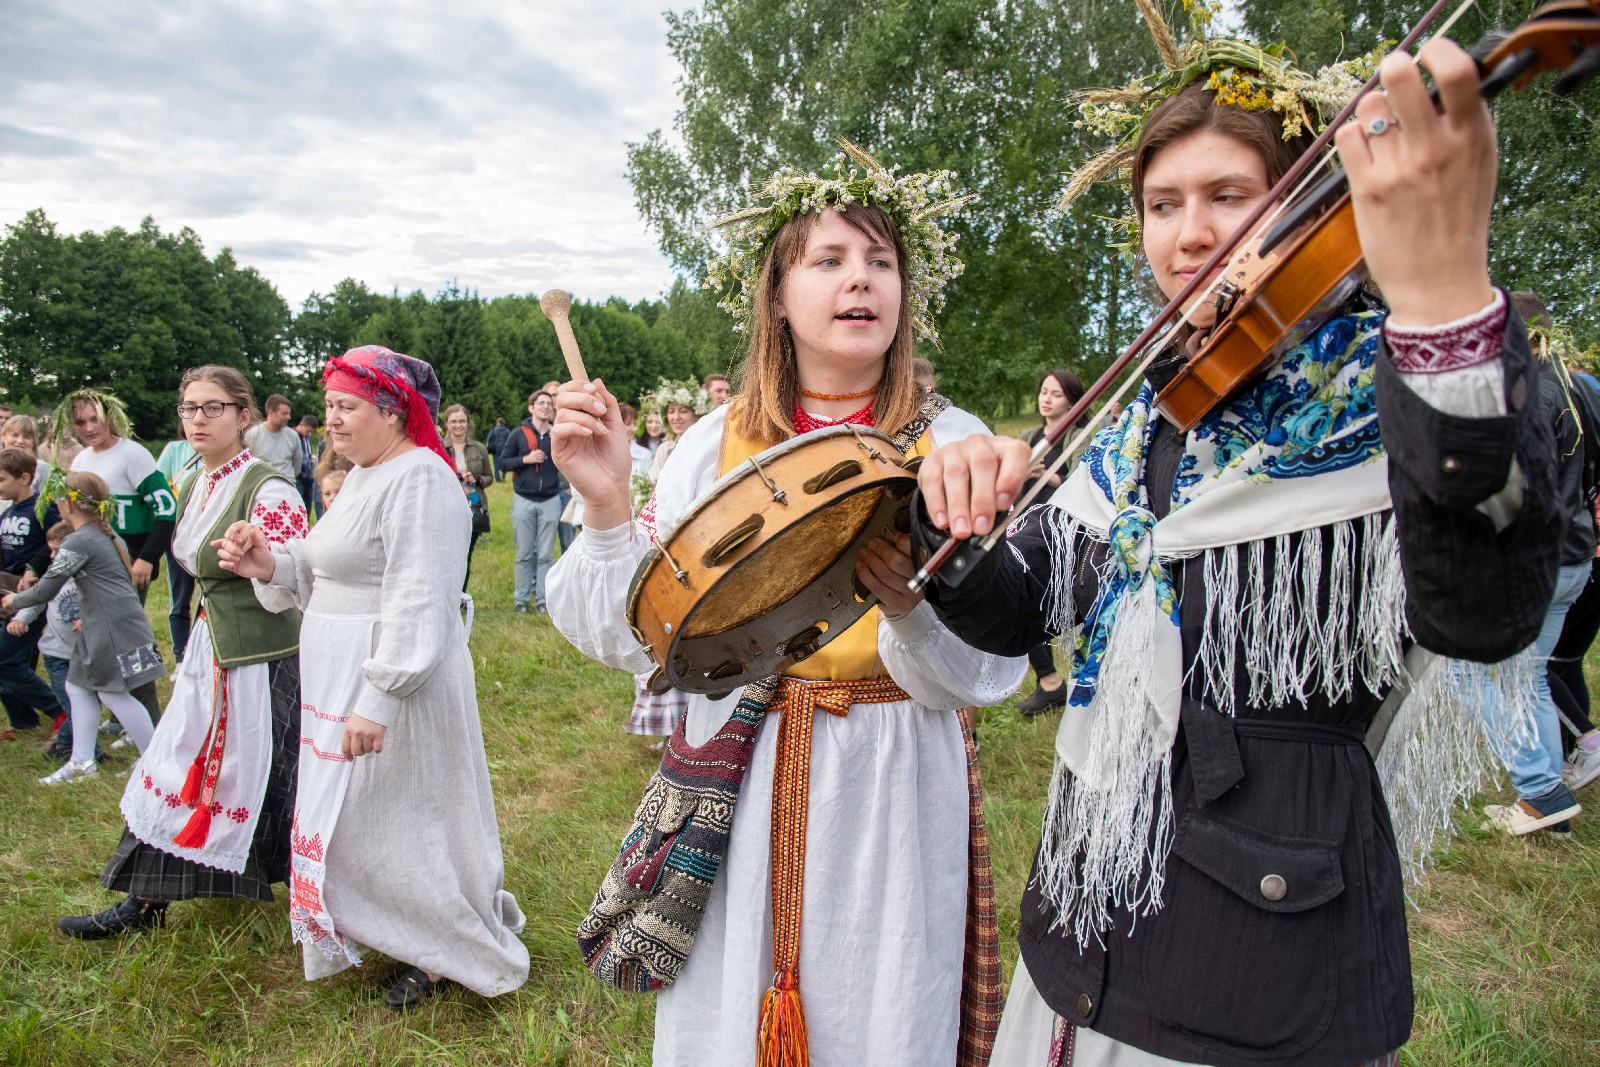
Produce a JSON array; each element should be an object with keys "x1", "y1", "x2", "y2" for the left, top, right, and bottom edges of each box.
[{"x1": 1434, "y1": 0, "x2": 1482, "y2": 43}]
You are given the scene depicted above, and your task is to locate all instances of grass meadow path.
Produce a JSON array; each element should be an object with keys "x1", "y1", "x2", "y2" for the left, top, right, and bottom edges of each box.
[{"x1": 1, "y1": 475, "x2": 1595, "y2": 1065}]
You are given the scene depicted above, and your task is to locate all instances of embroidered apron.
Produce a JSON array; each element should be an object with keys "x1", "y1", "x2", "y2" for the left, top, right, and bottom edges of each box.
[
  {"x1": 288, "y1": 608, "x2": 379, "y2": 968},
  {"x1": 120, "y1": 616, "x2": 272, "y2": 874}
]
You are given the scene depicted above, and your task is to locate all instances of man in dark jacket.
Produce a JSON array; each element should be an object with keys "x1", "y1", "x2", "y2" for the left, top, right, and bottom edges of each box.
[
  {"x1": 499, "y1": 392, "x2": 562, "y2": 613},
  {"x1": 485, "y1": 417, "x2": 511, "y2": 482}
]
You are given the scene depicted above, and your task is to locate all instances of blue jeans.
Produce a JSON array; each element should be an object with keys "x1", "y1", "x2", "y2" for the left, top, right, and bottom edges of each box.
[
  {"x1": 510, "y1": 493, "x2": 561, "y2": 609},
  {"x1": 1483, "y1": 561, "x2": 1591, "y2": 800},
  {"x1": 44, "y1": 655, "x2": 71, "y2": 744}
]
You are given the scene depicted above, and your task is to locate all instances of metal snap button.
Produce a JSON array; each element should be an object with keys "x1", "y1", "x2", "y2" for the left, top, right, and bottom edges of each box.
[
  {"x1": 1441, "y1": 456, "x2": 1462, "y2": 474},
  {"x1": 1260, "y1": 874, "x2": 1288, "y2": 901},
  {"x1": 1076, "y1": 992, "x2": 1093, "y2": 1017}
]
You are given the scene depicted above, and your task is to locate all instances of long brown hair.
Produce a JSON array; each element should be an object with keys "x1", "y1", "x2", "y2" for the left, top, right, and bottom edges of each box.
[
  {"x1": 62, "y1": 471, "x2": 134, "y2": 576},
  {"x1": 1130, "y1": 79, "x2": 1315, "y2": 231},
  {"x1": 1039, "y1": 368, "x2": 1088, "y2": 430},
  {"x1": 179, "y1": 364, "x2": 260, "y2": 449},
  {"x1": 731, "y1": 203, "x2": 921, "y2": 446}
]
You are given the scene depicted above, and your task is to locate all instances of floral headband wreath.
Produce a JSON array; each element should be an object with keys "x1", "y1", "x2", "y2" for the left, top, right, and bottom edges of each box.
[
  {"x1": 63, "y1": 488, "x2": 114, "y2": 521},
  {"x1": 703, "y1": 139, "x2": 974, "y2": 346},
  {"x1": 35, "y1": 388, "x2": 135, "y2": 522},
  {"x1": 638, "y1": 378, "x2": 713, "y2": 420},
  {"x1": 1059, "y1": 0, "x2": 1385, "y2": 254}
]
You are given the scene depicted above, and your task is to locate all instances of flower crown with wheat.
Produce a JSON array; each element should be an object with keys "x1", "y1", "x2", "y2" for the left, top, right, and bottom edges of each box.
[
  {"x1": 703, "y1": 140, "x2": 973, "y2": 346},
  {"x1": 1061, "y1": 0, "x2": 1385, "y2": 253}
]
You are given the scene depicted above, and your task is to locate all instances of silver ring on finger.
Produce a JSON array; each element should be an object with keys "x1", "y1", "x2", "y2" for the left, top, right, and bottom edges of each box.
[{"x1": 1367, "y1": 116, "x2": 1399, "y2": 137}]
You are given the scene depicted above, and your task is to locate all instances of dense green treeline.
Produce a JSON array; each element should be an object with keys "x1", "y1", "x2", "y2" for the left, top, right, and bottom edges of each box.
[
  {"x1": 0, "y1": 211, "x2": 719, "y2": 439},
  {"x1": 1, "y1": 0, "x2": 1594, "y2": 437},
  {"x1": 630, "y1": 0, "x2": 1599, "y2": 412}
]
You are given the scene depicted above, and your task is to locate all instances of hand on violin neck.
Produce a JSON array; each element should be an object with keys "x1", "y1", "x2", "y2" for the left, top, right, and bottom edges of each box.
[
  {"x1": 1337, "y1": 39, "x2": 1498, "y2": 328},
  {"x1": 918, "y1": 435, "x2": 1032, "y2": 541}
]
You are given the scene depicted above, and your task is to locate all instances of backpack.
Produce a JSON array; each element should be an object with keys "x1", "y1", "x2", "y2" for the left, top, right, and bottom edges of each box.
[{"x1": 1566, "y1": 371, "x2": 1600, "y2": 510}]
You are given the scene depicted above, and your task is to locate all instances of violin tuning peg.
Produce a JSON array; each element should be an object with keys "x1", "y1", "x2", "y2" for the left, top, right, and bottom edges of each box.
[{"x1": 1554, "y1": 44, "x2": 1600, "y2": 96}]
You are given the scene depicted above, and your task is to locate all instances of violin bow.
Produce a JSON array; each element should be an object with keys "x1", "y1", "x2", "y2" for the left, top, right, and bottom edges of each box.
[{"x1": 908, "y1": 0, "x2": 1454, "y2": 592}]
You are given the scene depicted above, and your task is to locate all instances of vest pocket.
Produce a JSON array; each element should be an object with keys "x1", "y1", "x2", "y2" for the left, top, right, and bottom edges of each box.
[{"x1": 1137, "y1": 809, "x2": 1344, "y2": 1057}]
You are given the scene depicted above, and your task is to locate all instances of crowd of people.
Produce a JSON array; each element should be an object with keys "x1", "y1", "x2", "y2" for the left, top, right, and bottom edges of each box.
[{"x1": 2, "y1": 8, "x2": 1598, "y2": 1065}]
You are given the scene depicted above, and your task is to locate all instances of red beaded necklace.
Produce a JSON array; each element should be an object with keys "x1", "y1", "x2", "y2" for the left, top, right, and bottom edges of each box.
[{"x1": 793, "y1": 400, "x2": 876, "y2": 434}]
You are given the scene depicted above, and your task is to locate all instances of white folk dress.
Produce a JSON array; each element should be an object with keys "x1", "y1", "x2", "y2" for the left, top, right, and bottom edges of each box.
[
  {"x1": 121, "y1": 452, "x2": 305, "y2": 874},
  {"x1": 550, "y1": 404, "x2": 1026, "y2": 1066},
  {"x1": 254, "y1": 447, "x2": 529, "y2": 997}
]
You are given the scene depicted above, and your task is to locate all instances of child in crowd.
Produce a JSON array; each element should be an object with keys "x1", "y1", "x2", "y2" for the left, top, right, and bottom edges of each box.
[
  {"x1": 3, "y1": 472, "x2": 164, "y2": 784},
  {"x1": 317, "y1": 468, "x2": 347, "y2": 511},
  {"x1": 2, "y1": 415, "x2": 51, "y2": 488},
  {"x1": 9, "y1": 523, "x2": 79, "y2": 759},
  {"x1": 0, "y1": 448, "x2": 65, "y2": 739}
]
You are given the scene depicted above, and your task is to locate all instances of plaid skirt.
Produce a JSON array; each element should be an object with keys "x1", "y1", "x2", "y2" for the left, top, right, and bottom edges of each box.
[
  {"x1": 102, "y1": 654, "x2": 300, "y2": 902},
  {"x1": 626, "y1": 674, "x2": 688, "y2": 737}
]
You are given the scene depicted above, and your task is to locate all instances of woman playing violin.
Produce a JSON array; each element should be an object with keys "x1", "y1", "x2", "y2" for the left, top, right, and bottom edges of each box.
[{"x1": 915, "y1": 7, "x2": 1566, "y2": 1065}]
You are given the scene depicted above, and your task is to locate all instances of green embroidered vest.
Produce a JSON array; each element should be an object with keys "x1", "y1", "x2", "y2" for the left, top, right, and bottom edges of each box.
[{"x1": 179, "y1": 459, "x2": 302, "y2": 668}]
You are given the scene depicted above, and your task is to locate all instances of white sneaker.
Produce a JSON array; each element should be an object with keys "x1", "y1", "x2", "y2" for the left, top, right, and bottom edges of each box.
[
  {"x1": 110, "y1": 737, "x2": 133, "y2": 751},
  {"x1": 40, "y1": 760, "x2": 98, "y2": 786},
  {"x1": 1566, "y1": 745, "x2": 1600, "y2": 792}
]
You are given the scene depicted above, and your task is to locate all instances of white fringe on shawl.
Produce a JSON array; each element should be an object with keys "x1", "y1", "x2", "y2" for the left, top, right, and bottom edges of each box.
[{"x1": 1034, "y1": 510, "x2": 1538, "y2": 949}]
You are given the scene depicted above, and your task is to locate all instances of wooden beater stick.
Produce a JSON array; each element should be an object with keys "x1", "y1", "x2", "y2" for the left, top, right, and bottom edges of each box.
[{"x1": 539, "y1": 289, "x2": 590, "y2": 382}]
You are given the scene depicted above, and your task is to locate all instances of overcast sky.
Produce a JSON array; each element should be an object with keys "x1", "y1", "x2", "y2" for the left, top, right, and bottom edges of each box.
[{"x1": 0, "y1": 0, "x2": 685, "y2": 309}]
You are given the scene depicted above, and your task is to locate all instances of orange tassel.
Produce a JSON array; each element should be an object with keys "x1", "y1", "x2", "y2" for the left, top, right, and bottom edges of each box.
[
  {"x1": 172, "y1": 802, "x2": 212, "y2": 848},
  {"x1": 757, "y1": 972, "x2": 810, "y2": 1067},
  {"x1": 178, "y1": 756, "x2": 204, "y2": 806}
]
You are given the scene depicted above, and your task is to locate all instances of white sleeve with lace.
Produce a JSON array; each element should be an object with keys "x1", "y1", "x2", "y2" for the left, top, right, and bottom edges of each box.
[
  {"x1": 547, "y1": 408, "x2": 728, "y2": 672},
  {"x1": 880, "y1": 601, "x2": 1028, "y2": 711}
]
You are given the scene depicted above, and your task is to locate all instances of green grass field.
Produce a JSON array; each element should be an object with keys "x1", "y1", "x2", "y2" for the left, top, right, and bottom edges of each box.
[{"x1": 1, "y1": 470, "x2": 1596, "y2": 1066}]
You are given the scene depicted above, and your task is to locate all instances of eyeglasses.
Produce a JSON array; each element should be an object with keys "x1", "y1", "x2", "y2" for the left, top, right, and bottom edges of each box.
[{"x1": 176, "y1": 401, "x2": 244, "y2": 420}]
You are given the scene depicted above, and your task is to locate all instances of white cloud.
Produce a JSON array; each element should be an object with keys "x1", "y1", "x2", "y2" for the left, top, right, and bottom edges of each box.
[{"x1": 0, "y1": 0, "x2": 685, "y2": 308}]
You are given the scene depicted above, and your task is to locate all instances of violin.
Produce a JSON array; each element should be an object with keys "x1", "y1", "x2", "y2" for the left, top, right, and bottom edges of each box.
[{"x1": 909, "y1": 0, "x2": 1600, "y2": 593}]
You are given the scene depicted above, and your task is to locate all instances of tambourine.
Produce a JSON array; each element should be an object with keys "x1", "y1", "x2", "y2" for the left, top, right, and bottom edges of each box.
[{"x1": 627, "y1": 423, "x2": 919, "y2": 695}]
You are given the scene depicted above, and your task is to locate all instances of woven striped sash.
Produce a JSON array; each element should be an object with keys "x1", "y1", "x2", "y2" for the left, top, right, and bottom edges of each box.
[{"x1": 758, "y1": 676, "x2": 910, "y2": 1066}]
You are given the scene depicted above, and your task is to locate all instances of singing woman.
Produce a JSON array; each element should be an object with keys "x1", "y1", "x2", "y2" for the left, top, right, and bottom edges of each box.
[{"x1": 548, "y1": 146, "x2": 1026, "y2": 1064}]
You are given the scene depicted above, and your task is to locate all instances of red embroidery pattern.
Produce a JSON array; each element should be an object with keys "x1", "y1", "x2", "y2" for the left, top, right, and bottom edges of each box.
[
  {"x1": 291, "y1": 816, "x2": 325, "y2": 861},
  {"x1": 291, "y1": 870, "x2": 325, "y2": 916},
  {"x1": 200, "y1": 451, "x2": 255, "y2": 508},
  {"x1": 639, "y1": 493, "x2": 660, "y2": 545},
  {"x1": 141, "y1": 752, "x2": 253, "y2": 825},
  {"x1": 253, "y1": 498, "x2": 310, "y2": 544},
  {"x1": 1385, "y1": 293, "x2": 1507, "y2": 375},
  {"x1": 300, "y1": 737, "x2": 350, "y2": 762},
  {"x1": 302, "y1": 701, "x2": 347, "y2": 723}
]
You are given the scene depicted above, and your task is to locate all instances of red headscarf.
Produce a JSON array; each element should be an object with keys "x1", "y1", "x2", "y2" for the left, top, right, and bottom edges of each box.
[{"x1": 322, "y1": 345, "x2": 452, "y2": 468}]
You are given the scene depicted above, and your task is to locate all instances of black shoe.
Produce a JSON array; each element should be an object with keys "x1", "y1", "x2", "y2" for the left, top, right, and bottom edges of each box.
[
  {"x1": 384, "y1": 966, "x2": 448, "y2": 1011},
  {"x1": 1018, "y1": 684, "x2": 1069, "y2": 717},
  {"x1": 58, "y1": 895, "x2": 167, "y2": 940}
]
